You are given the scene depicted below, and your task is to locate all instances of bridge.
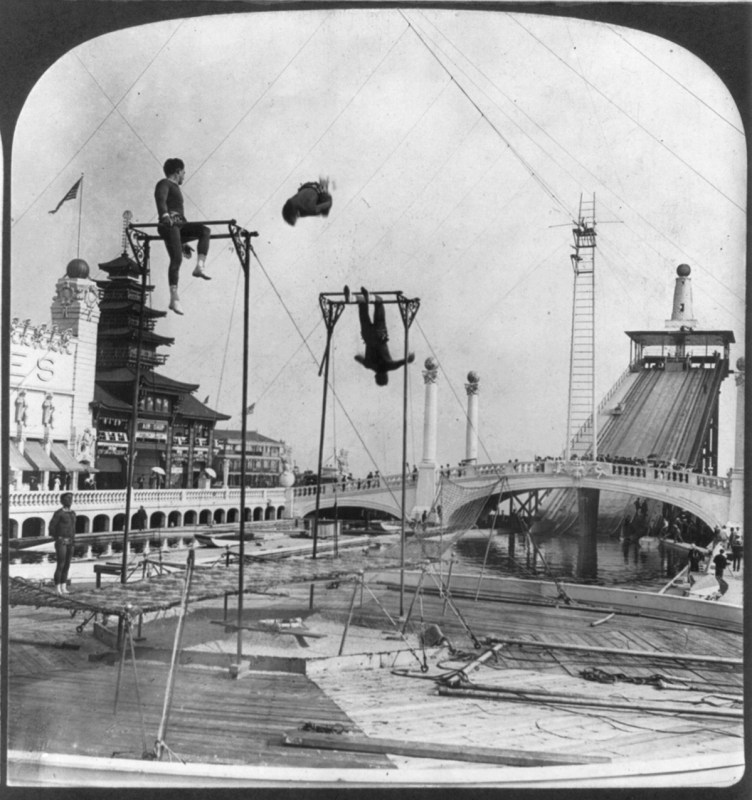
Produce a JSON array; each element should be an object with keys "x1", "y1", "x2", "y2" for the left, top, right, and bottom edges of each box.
[{"x1": 290, "y1": 459, "x2": 735, "y2": 530}]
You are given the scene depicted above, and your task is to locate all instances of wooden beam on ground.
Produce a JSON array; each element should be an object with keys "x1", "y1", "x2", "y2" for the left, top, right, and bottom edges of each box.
[
  {"x1": 485, "y1": 636, "x2": 743, "y2": 666},
  {"x1": 9, "y1": 638, "x2": 80, "y2": 650},
  {"x1": 210, "y1": 619, "x2": 327, "y2": 647},
  {"x1": 282, "y1": 730, "x2": 611, "y2": 766},
  {"x1": 438, "y1": 686, "x2": 743, "y2": 719}
]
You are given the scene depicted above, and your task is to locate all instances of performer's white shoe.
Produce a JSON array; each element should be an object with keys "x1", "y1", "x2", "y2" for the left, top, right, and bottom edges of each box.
[
  {"x1": 169, "y1": 286, "x2": 184, "y2": 315},
  {"x1": 192, "y1": 265, "x2": 211, "y2": 280}
]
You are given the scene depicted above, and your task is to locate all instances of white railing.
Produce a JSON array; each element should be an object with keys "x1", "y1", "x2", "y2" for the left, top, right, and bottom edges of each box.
[{"x1": 9, "y1": 487, "x2": 287, "y2": 513}]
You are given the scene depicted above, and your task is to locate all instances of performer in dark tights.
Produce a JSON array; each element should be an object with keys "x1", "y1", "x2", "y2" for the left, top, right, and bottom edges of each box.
[
  {"x1": 155, "y1": 158, "x2": 211, "y2": 314},
  {"x1": 49, "y1": 492, "x2": 76, "y2": 594},
  {"x1": 352, "y1": 286, "x2": 415, "y2": 386},
  {"x1": 282, "y1": 178, "x2": 332, "y2": 226}
]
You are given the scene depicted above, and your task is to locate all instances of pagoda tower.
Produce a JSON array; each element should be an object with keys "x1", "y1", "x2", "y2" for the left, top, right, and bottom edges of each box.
[
  {"x1": 91, "y1": 219, "x2": 229, "y2": 489},
  {"x1": 95, "y1": 251, "x2": 174, "y2": 370}
]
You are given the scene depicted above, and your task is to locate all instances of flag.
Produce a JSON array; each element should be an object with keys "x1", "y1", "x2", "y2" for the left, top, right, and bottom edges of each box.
[
  {"x1": 245, "y1": 403, "x2": 256, "y2": 415},
  {"x1": 49, "y1": 177, "x2": 82, "y2": 214}
]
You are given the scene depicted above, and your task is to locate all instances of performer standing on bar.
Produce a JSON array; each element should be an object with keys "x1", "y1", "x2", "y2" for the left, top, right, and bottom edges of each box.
[{"x1": 155, "y1": 158, "x2": 212, "y2": 315}]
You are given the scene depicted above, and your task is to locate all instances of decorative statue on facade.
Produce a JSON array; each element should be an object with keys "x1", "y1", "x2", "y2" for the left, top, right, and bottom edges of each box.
[
  {"x1": 42, "y1": 393, "x2": 55, "y2": 429},
  {"x1": 279, "y1": 443, "x2": 296, "y2": 488},
  {"x1": 14, "y1": 390, "x2": 28, "y2": 429},
  {"x1": 77, "y1": 427, "x2": 96, "y2": 464}
]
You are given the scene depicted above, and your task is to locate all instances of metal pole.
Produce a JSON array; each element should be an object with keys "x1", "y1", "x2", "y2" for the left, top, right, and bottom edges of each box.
[
  {"x1": 122, "y1": 238, "x2": 149, "y2": 585},
  {"x1": 313, "y1": 327, "x2": 334, "y2": 560},
  {"x1": 399, "y1": 304, "x2": 410, "y2": 617},
  {"x1": 235, "y1": 230, "x2": 251, "y2": 672}
]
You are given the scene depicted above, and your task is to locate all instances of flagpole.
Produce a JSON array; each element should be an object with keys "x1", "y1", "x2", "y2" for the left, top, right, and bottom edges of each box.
[{"x1": 76, "y1": 174, "x2": 84, "y2": 258}]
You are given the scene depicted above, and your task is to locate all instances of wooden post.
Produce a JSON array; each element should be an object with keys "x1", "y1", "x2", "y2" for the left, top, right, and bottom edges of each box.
[{"x1": 338, "y1": 573, "x2": 362, "y2": 656}]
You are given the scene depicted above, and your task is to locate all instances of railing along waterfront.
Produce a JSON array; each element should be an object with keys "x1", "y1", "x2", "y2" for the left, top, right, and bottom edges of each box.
[{"x1": 9, "y1": 487, "x2": 286, "y2": 512}]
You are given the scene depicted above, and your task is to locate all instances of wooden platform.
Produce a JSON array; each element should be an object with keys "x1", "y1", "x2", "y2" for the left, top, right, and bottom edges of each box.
[{"x1": 6, "y1": 573, "x2": 743, "y2": 781}]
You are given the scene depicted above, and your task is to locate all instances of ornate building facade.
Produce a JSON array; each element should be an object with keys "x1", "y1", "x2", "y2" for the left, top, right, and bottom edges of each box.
[{"x1": 9, "y1": 259, "x2": 101, "y2": 491}]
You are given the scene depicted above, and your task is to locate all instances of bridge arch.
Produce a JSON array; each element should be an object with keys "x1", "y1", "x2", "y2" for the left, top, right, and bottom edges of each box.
[{"x1": 292, "y1": 461, "x2": 730, "y2": 531}]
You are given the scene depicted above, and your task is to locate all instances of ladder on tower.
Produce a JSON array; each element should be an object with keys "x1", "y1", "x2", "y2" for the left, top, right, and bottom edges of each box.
[{"x1": 566, "y1": 194, "x2": 597, "y2": 459}]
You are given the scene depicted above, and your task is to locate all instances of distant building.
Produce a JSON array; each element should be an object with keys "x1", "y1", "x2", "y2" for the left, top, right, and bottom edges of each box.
[
  {"x1": 10, "y1": 249, "x2": 295, "y2": 495},
  {"x1": 212, "y1": 430, "x2": 286, "y2": 488}
]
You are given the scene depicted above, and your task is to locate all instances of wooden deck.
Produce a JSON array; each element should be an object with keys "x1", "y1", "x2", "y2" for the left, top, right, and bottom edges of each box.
[{"x1": 6, "y1": 569, "x2": 744, "y2": 784}]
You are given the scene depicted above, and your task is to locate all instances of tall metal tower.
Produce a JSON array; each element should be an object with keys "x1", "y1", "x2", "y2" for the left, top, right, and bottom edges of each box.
[{"x1": 565, "y1": 194, "x2": 597, "y2": 460}]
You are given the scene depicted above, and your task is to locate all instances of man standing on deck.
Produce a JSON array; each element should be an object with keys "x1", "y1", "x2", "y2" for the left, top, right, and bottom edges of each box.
[
  {"x1": 687, "y1": 545, "x2": 703, "y2": 586},
  {"x1": 712, "y1": 547, "x2": 729, "y2": 596},
  {"x1": 49, "y1": 492, "x2": 76, "y2": 595},
  {"x1": 729, "y1": 528, "x2": 743, "y2": 572},
  {"x1": 155, "y1": 158, "x2": 212, "y2": 315},
  {"x1": 351, "y1": 286, "x2": 415, "y2": 386},
  {"x1": 135, "y1": 506, "x2": 148, "y2": 532}
]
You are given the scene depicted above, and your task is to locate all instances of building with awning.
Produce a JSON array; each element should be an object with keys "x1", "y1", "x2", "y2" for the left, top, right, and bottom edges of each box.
[
  {"x1": 23, "y1": 440, "x2": 59, "y2": 473},
  {"x1": 9, "y1": 442, "x2": 31, "y2": 473},
  {"x1": 50, "y1": 442, "x2": 88, "y2": 473}
]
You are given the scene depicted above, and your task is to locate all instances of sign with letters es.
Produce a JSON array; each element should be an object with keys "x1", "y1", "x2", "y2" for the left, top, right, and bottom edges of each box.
[{"x1": 10, "y1": 345, "x2": 75, "y2": 393}]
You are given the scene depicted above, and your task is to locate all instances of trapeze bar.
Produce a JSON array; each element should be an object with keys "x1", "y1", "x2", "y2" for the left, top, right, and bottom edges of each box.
[
  {"x1": 320, "y1": 290, "x2": 413, "y2": 305},
  {"x1": 130, "y1": 219, "x2": 237, "y2": 228},
  {"x1": 128, "y1": 221, "x2": 259, "y2": 241}
]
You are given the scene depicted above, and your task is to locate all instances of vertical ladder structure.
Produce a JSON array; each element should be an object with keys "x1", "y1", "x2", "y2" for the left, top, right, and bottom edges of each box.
[{"x1": 565, "y1": 194, "x2": 597, "y2": 460}]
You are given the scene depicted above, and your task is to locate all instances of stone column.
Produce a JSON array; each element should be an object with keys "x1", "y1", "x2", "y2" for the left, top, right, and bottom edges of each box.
[
  {"x1": 421, "y1": 357, "x2": 439, "y2": 465},
  {"x1": 576, "y1": 487, "x2": 600, "y2": 581},
  {"x1": 465, "y1": 371, "x2": 480, "y2": 466},
  {"x1": 415, "y1": 358, "x2": 440, "y2": 515}
]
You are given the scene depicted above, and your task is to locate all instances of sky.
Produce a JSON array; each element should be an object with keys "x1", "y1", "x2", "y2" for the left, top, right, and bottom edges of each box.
[{"x1": 9, "y1": 8, "x2": 746, "y2": 478}]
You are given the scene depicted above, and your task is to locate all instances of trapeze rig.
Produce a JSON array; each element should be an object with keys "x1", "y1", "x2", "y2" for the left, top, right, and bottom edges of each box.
[
  {"x1": 314, "y1": 287, "x2": 420, "y2": 615},
  {"x1": 125, "y1": 217, "x2": 258, "y2": 672}
]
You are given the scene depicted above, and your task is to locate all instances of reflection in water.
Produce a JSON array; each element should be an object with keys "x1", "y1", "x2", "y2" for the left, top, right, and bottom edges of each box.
[
  {"x1": 12, "y1": 535, "x2": 191, "y2": 566},
  {"x1": 454, "y1": 528, "x2": 685, "y2": 591}
]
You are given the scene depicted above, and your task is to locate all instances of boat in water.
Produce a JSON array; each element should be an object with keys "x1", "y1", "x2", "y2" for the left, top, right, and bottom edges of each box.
[{"x1": 193, "y1": 530, "x2": 263, "y2": 548}]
